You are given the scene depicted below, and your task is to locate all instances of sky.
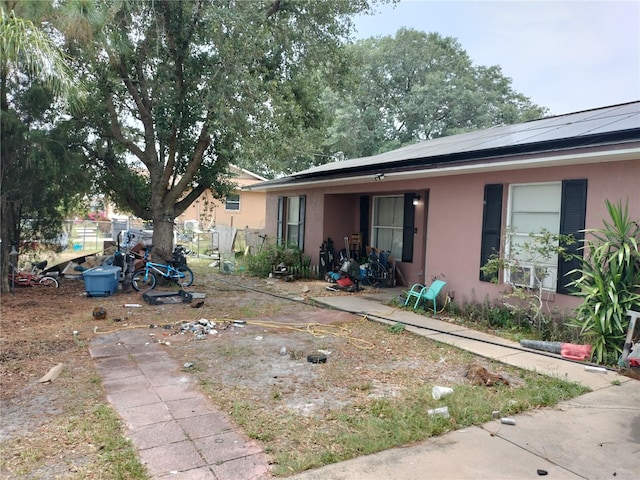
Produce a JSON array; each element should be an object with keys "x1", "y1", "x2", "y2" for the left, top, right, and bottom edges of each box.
[{"x1": 353, "y1": 0, "x2": 640, "y2": 116}]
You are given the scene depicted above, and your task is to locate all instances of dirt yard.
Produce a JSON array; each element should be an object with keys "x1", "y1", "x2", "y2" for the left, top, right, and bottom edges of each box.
[
  {"x1": 0, "y1": 262, "x2": 557, "y2": 478},
  {"x1": 0, "y1": 269, "x2": 467, "y2": 433}
]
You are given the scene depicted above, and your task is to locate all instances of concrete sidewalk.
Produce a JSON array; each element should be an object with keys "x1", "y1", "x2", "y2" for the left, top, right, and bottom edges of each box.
[{"x1": 287, "y1": 291, "x2": 639, "y2": 480}]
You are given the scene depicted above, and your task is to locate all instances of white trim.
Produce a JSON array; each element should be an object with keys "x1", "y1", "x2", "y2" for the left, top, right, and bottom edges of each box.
[
  {"x1": 505, "y1": 182, "x2": 562, "y2": 291},
  {"x1": 224, "y1": 193, "x2": 241, "y2": 212},
  {"x1": 230, "y1": 164, "x2": 267, "y2": 182},
  {"x1": 371, "y1": 195, "x2": 404, "y2": 259}
]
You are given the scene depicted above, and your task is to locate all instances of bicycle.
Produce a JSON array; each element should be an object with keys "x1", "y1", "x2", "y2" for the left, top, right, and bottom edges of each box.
[
  {"x1": 361, "y1": 250, "x2": 390, "y2": 287},
  {"x1": 130, "y1": 247, "x2": 194, "y2": 291},
  {"x1": 8, "y1": 260, "x2": 59, "y2": 288}
]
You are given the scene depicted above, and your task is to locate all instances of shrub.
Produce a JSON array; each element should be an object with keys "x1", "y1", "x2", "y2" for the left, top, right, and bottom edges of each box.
[
  {"x1": 569, "y1": 200, "x2": 640, "y2": 364},
  {"x1": 246, "y1": 242, "x2": 312, "y2": 278},
  {"x1": 481, "y1": 228, "x2": 575, "y2": 332}
]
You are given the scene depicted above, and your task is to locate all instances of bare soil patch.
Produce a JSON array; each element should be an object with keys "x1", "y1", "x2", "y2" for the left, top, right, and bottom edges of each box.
[{"x1": 0, "y1": 261, "x2": 579, "y2": 477}]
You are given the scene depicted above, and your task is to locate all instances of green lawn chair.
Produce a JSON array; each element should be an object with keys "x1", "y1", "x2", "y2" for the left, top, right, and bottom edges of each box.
[{"x1": 404, "y1": 280, "x2": 447, "y2": 314}]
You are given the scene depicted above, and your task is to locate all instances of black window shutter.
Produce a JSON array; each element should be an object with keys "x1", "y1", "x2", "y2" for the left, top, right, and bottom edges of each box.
[
  {"x1": 480, "y1": 184, "x2": 503, "y2": 282},
  {"x1": 402, "y1": 193, "x2": 415, "y2": 262},
  {"x1": 359, "y1": 196, "x2": 370, "y2": 256},
  {"x1": 557, "y1": 179, "x2": 587, "y2": 294},
  {"x1": 276, "y1": 196, "x2": 284, "y2": 246},
  {"x1": 298, "y1": 195, "x2": 306, "y2": 251}
]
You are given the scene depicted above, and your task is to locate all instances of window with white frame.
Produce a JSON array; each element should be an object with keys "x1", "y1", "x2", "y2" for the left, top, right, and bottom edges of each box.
[
  {"x1": 372, "y1": 195, "x2": 404, "y2": 259},
  {"x1": 276, "y1": 195, "x2": 306, "y2": 250},
  {"x1": 225, "y1": 193, "x2": 240, "y2": 211},
  {"x1": 506, "y1": 182, "x2": 561, "y2": 290},
  {"x1": 286, "y1": 196, "x2": 301, "y2": 247}
]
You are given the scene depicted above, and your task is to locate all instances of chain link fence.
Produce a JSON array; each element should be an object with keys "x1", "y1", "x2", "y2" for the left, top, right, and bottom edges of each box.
[{"x1": 65, "y1": 220, "x2": 266, "y2": 258}]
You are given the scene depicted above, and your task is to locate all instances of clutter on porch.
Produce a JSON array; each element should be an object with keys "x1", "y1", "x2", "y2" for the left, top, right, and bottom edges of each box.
[{"x1": 319, "y1": 235, "x2": 400, "y2": 292}]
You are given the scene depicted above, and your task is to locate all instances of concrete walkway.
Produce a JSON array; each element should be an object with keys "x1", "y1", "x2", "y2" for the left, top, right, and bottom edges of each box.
[
  {"x1": 90, "y1": 330, "x2": 270, "y2": 480},
  {"x1": 90, "y1": 288, "x2": 639, "y2": 480}
]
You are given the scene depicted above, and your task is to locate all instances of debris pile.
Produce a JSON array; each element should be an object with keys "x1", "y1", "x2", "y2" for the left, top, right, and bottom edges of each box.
[
  {"x1": 464, "y1": 364, "x2": 510, "y2": 386},
  {"x1": 180, "y1": 318, "x2": 218, "y2": 339}
]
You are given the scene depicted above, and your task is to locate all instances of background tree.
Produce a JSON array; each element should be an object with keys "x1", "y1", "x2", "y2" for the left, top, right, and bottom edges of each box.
[
  {"x1": 0, "y1": 1, "x2": 88, "y2": 293},
  {"x1": 72, "y1": 0, "x2": 380, "y2": 259},
  {"x1": 322, "y1": 28, "x2": 547, "y2": 158}
]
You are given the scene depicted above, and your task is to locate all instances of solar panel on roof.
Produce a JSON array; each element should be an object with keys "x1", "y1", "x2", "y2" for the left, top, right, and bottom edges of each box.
[{"x1": 262, "y1": 102, "x2": 640, "y2": 185}]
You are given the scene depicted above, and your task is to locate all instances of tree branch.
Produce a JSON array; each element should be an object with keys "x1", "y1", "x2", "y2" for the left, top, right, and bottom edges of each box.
[
  {"x1": 174, "y1": 184, "x2": 208, "y2": 216},
  {"x1": 105, "y1": 92, "x2": 148, "y2": 165},
  {"x1": 165, "y1": 120, "x2": 211, "y2": 204},
  {"x1": 109, "y1": 51, "x2": 157, "y2": 162},
  {"x1": 266, "y1": 1, "x2": 281, "y2": 17}
]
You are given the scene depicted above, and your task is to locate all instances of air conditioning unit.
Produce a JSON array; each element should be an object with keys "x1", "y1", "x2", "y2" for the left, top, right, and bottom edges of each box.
[
  {"x1": 509, "y1": 264, "x2": 541, "y2": 289},
  {"x1": 184, "y1": 220, "x2": 200, "y2": 232}
]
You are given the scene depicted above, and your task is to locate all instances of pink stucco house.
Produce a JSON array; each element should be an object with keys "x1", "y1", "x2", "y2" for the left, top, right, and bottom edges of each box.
[{"x1": 248, "y1": 102, "x2": 639, "y2": 310}]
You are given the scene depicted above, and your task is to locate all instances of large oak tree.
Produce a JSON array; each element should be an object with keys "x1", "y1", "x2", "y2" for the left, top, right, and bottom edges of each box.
[{"x1": 75, "y1": 0, "x2": 379, "y2": 259}]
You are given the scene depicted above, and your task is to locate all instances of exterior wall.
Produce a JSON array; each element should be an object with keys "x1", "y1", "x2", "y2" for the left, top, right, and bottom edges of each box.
[
  {"x1": 179, "y1": 169, "x2": 266, "y2": 231},
  {"x1": 265, "y1": 181, "x2": 429, "y2": 278},
  {"x1": 425, "y1": 159, "x2": 639, "y2": 311},
  {"x1": 265, "y1": 158, "x2": 639, "y2": 313},
  {"x1": 322, "y1": 194, "x2": 360, "y2": 253}
]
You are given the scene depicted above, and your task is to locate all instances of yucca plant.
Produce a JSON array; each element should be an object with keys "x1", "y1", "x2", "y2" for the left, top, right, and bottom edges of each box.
[{"x1": 570, "y1": 200, "x2": 640, "y2": 364}]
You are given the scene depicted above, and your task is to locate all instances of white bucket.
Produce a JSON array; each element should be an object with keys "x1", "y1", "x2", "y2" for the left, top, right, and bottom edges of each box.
[{"x1": 432, "y1": 385, "x2": 454, "y2": 400}]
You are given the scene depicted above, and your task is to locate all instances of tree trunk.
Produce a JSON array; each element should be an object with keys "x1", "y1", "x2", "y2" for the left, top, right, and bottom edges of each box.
[
  {"x1": 151, "y1": 213, "x2": 175, "y2": 263},
  {"x1": 0, "y1": 197, "x2": 14, "y2": 293},
  {"x1": 0, "y1": 195, "x2": 20, "y2": 293}
]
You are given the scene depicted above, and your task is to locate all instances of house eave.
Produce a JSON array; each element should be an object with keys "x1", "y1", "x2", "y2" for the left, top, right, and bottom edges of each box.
[{"x1": 246, "y1": 145, "x2": 640, "y2": 192}]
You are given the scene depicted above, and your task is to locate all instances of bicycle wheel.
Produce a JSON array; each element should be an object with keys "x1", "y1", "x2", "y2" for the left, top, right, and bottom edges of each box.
[
  {"x1": 39, "y1": 276, "x2": 59, "y2": 288},
  {"x1": 369, "y1": 261, "x2": 388, "y2": 287},
  {"x1": 131, "y1": 269, "x2": 156, "y2": 291},
  {"x1": 175, "y1": 266, "x2": 194, "y2": 287}
]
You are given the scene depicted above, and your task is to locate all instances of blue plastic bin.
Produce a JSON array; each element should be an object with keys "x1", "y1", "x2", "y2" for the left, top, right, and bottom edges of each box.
[{"x1": 83, "y1": 266, "x2": 121, "y2": 297}]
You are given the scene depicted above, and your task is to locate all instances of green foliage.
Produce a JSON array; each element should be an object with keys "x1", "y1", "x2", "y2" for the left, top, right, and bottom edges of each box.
[
  {"x1": 387, "y1": 322, "x2": 406, "y2": 333},
  {"x1": 481, "y1": 229, "x2": 575, "y2": 331},
  {"x1": 246, "y1": 242, "x2": 312, "y2": 278},
  {"x1": 460, "y1": 296, "x2": 533, "y2": 335},
  {"x1": 569, "y1": 200, "x2": 640, "y2": 364},
  {"x1": 72, "y1": 0, "x2": 378, "y2": 251},
  {"x1": 0, "y1": 5, "x2": 77, "y2": 97},
  {"x1": 0, "y1": 0, "x2": 94, "y2": 292},
  {"x1": 322, "y1": 28, "x2": 547, "y2": 159}
]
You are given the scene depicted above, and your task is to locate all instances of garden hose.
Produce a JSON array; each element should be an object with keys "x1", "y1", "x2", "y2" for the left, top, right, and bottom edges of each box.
[
  {"x1": 243, "y1": 319, "x2": 375, "y2": 350},
  {"x1": 437, "y1": 294, "x2": 451, "y2": 314}
]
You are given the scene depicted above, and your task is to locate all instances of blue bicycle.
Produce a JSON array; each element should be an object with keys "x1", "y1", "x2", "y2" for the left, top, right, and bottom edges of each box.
[{"x1": 131, "y1": 247, "x2": 194, "y2": 291}]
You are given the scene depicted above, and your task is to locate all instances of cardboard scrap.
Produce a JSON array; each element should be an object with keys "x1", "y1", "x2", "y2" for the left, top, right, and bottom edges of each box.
[
  {"x1": 83, "y1": 256, "x2": 99, "y2": 268},
  {"x1": 38, "y1": 363, "x2": 65, "y2": 383}
]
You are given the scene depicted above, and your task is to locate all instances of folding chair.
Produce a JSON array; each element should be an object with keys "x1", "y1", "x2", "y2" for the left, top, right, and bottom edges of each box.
[{"x1": 404, "y1": 280, "x2": 447, "y2": 314}]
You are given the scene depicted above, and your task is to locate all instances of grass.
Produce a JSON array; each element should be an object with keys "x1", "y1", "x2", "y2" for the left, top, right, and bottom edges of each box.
[
  {"x1": 0, "y1": 293, "x2": 149, "y2": 480},
  {"x1": 193, "y1": 316, "x2": 588, "y2": 476},
  {"x1": 202, "y1": 371, "x2": 587, "y2": 475},
  {"x1": 1, "y1": 401, "x2": 148, "y2": 480},
  {"x1": 1, "y1": 259, "x2": 592, "y2": 478}
]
